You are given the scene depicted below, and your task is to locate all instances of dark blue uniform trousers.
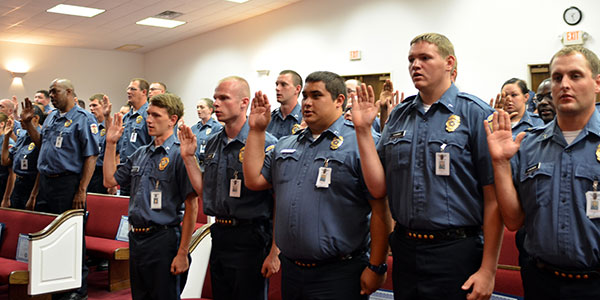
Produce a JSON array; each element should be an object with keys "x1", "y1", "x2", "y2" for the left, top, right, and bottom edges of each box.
[
  {"x1": 209, "y1": 221, "x2": 271, "y2": 300},
  {"x1": 390, "y1": 229, "x2": 483, "y2": 300},
  {"x1": 129, "y1": 226, "x2": 183, "y2": 300}
]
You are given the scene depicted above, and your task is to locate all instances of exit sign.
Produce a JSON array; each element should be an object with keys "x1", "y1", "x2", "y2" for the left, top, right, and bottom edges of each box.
[
  {"x1": 563, "y1": 30, "x2": 585, "y2": 45},
  {"x1": 350, "y1": 50, "x2": 362, "y2": 61}
]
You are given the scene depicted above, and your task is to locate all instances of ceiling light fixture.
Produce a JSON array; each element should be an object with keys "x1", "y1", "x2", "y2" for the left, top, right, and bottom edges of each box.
[
  {"x1": 136, "y1": 17, "x2": 186, "y2": 29},
  {"x1": 46, "y1": 4, "x2": 105, "y2": 17}
]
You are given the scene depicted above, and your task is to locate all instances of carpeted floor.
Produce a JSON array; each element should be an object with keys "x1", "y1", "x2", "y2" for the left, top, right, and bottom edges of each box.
[{"x1": 0, "y1": 266, "x2": 132, "y2": 300}]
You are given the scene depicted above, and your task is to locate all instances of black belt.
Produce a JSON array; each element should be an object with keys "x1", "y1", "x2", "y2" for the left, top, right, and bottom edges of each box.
[
  {"x1": 130, "y1": 224, "x2": 172, "y2": 234},
  {"x1": 214, "y1": 217, "x2": 267, "y2": 227},
  {"x1": 535, "y1": 258, "x2": 600, "y2": 280},
  {"x1": 288, "y1": 248, "x2": 366, "y2": 268},
  {"x1": 396, "y1": 225, "x2": 481, "y2": 242},
  {"x1": 45, "y1": 171, "x2": 76, "y2": 178}
]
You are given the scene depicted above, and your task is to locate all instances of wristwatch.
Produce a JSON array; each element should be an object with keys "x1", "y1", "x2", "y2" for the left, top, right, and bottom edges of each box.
[{"x1": 367, "y1": 262, "x2": 388, "y2": 275}]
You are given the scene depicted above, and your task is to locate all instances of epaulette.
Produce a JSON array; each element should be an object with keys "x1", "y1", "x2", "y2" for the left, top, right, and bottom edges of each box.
[{"x1": 457, "y1": 92, "x2": 491, "y2": 111}]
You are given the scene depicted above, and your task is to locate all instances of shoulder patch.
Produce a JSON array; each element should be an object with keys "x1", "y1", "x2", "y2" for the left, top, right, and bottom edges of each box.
[
  {"x1": 265, "y1": 145, "x2": 275, "y2": 152},
  {"x1": 90, "y1": 123, "x2": 98, "y2": 134}
]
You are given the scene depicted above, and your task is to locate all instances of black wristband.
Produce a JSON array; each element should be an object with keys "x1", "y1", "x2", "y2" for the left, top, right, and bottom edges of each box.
[{"x1": 367, "y1": 262, "x2": 388, "y2": 275}]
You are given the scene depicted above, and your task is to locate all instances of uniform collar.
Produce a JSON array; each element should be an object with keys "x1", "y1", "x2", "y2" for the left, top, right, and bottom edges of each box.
[
  {"x1": 539, "y1": 109, "x2": 600, "y2": 143},
  {"x1": 127, "y1": 102, "x2": 148, "y2": 117},
  {"x1": 55, "y1": 105, "x2": 82, "y2": 120},
  {"x1": 273, "y1": 103, "x2": 302, "y2": 121},
  {"x1": 515, "y1": 110, "x2": 537, "y2": 128},
  {"x1": 300, "y1": 115, "x2": 345, "y2": 142},
  {"x1": 219, "y1": 120, "x2": 249, "y2": 145},
  {"x1": 199, "y1": 118, "x2": 218, "y2": 128},
  {"x1": 150, "y1": 133, "x2": 178, "y2": 154},
  {"x1": 413, "y1": 83, "x2": 459, "y2": 114}
]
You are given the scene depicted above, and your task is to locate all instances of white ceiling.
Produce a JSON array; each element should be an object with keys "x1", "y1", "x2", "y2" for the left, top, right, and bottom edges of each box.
[{"x1": 0, "y1": 0, "x2": 300, "y2": 53}]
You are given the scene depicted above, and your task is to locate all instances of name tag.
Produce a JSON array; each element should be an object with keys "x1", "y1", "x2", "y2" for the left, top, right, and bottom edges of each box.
[
  {"x1": 281, "y1": 149, "x2": 296, "y2": 154},
  {"x1": 525, "y1": 163, "x2": 540, "y2": 175},
  {"x1": 150, "y1": 190, "x2": 162, "y2": 209},
  {"x1": 130, "y1": 131, "x2": 138, "y2": 143},
  {"x1": 55, "y1": 136, "x2": 63, "y2": 148},
  {"x1": 390, "y1": 131, "x2": 406, "y2": 139},
  {"x1": 315, "y1": 167, "x2": 331, "y2": 188},
  {"x1": 21, "y1": 158, "x2": 28, "y2": 170},
  {"x1": 230, "y1": 179, "x2": 241, "y2": 197},
  {"x1": 132, "y1": 166, "x2": 140, "y2": 172}
]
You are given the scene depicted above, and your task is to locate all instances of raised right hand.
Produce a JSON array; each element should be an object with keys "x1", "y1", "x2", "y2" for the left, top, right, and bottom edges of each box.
[
  {"x1": 484, "y1": 110, "x2": 525, "y2": 161},
  {"x1": 249, "y1": 91, "x2": 271, "y2": 131}
]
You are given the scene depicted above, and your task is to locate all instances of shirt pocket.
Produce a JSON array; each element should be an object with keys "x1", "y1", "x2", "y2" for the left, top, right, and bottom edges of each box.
[
  {"x1": 519, "y1": 162, "x2": 554, "y2": 208},
  {"x1": 383, "y1": 131, "x2": 413, "y2": 168},
  {"x1": 202, "y1": 153, "x2": 219, "y2": 186},
  {"x1": 274, "y1": 150, "x2": 300, "y2": 184},
  {"x1": 574, "y1": 164, "x2": 600, "y2": 208}
]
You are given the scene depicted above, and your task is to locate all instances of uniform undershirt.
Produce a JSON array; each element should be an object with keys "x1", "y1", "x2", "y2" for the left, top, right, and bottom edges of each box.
[{"x1": 563, "y1": 130, "x2": 581, "y2": 145}]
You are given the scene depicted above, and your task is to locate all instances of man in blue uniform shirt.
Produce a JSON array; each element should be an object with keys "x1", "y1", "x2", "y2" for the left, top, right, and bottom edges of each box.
[
  {"x1": 190, "y1": 98, "x2": 222, "y2": 157},
  {"x1": 103, "y1": 93, "x2": 197, "y2": 300},
  {"x1": 352, "y1": 33, "x2": 503, "y2": 300},
  {"x1": 266, "y1": 70, "x2": 303, "y2": 139},
  {"x1": 87, "y1": 94, "x2": 111, "y2": 194},
  {"x1": 34, "y1": 89, "x2": 52, "y2": 113},
  {"x1": 179, "y1": 76, "x2": 278, "y2": 300},
  {"x1": 487, "y1": 45, "x2": 600, "y2": 299},
  {"x1": 119, "y1": 78, "x2": 152, "y2": 196},
  {"x1": 243, "y1": 71, "x2": 392, "y2": 299},
  {"x1": 21, "y1": 78, "x2": 100, "y2": 300}
]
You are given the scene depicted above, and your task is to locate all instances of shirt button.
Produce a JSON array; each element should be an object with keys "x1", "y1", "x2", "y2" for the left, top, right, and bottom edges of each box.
[{"x1": 415, "y1": 186, "x2": 420, "y2": 190}]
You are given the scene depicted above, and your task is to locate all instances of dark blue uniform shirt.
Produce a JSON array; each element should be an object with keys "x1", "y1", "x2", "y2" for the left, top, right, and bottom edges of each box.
[
  {"x1": 266, "y1": 103, "x2": 302, "y2": 139},
  {"x1": 512, "y1": 109, "x2": 544, "y2": 137},
  {"x1": 114, "y1": 134, "x2": 195, "y2": 227},
  {"x1": 262, "y1": 116, "x2": 372, "y2": 261},
  {"x1": 191, "y1": 118, "x2": 223, "y2": 156},
  {"x1": 201, "y1": 121, "x2": 277, "y2": 220},
  {"x1": 95, "y1": 122, "x2": 106, "y2": 167},
  {"x1": 0, "y1": 135, "x2": 15, "y2": 179},
  {"x1": 512, "y1": 111, "x2": 600, "y2": 269},
  {"x1": 119, "y1": 102, "x2": 151, "y2": 163},
  {"x1": 37, "y1": 106, "x2": 100, "y2": 175},
  {"x1": 10, "y1": 126, "x2": 41, "y2": 176},
  {"x1": 377, "y1": 84, "x2": 495, "y2": 230}
]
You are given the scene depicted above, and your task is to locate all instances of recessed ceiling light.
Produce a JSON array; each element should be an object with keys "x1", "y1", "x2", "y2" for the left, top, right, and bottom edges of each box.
[
  {"x1": 136, "y1": 17, "x2": 186, "y2": 29},
  {"x1": 47, "y1": 4, "x2": 105, "y2": 17},
  {"x1": 226, "y1": 0, "x2": 249, "y2": 3}
]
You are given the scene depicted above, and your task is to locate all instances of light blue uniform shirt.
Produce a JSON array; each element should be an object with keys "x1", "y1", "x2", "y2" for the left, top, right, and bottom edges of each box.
[
  {"x1": 266, "y1": 103, "x2": 302, "y2": 139},
  {"x1": 114, "y1": 134, "x2": 195, "y2": 227},
  {"x1": 201, "y1": 121, "x2": 277, "y2": 220},
  {"x1": 262, "y1": 116, "x2": 372, "y2": 261},
  {"x1": 191, "y1": 118, "x2": 223, "y2": 156},
  {"x1": 377, "y1": 84, "x2": 495, "y2": 230},
  {"x1": 512, "y1": 109, "x2": 544, "y2": 137},
  {"x1": 119, "y1": 102, "x2": 151, "y2": 163},
  {"x1": 512, "y1": 111, "x2": 600, "y2": 269},
  {"x1": 37, "y1": 106, "x2": 100, "y2": 175},
  {"x1": 10, "y1": 126, "x2": 41, "y2": 176}
]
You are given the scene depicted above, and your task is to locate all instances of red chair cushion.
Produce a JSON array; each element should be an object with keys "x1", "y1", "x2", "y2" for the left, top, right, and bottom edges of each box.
[
  {"x1": 0, "y1": 209, "x2": 56, "y2": 259},
  {"x1": 0, "y1": 255, "x2": 28, "y2": 284},
  {"x1": 85, "y1": 236, "x2": 128, "y2": 259}
]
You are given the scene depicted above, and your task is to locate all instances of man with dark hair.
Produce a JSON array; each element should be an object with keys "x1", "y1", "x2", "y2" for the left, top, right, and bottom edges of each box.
[
  {"x1": 23, "y1": 78, "x2": 100, "y2": 300},
  {"x1": 191, "y1": 98, "x2": 222, "y2": 156},
  {"x1": 34, "y1": 89, "x2": 52, "y2": 113},
  {"x1": 487, "y1": 45, "x2": 600, "y2": 299},
  {"x1": 103, "y1": 93, "x2": 197, "y2": 300},
  {"x1": 266, "y1": 70, "x2": 303, "y2": 138},
  {"x1": 243, "y1": 71, "x2": 392, "y2": 299},
  {"x1": 352, "y1": 33, "x2": 503, "y2": 300},
  {"x1": 180, "y1": 76, "x2": 278, "y2": 300},
  {"x1": 119, "y1": 78, "x2": 152, "y2": 196},
  {"x1": 149, "y1": 82, "x2": 167, "y2": 98}
]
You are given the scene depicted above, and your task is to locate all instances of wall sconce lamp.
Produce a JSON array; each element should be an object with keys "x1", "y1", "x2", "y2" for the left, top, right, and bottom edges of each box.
[{"x1": 9, "y1": 71, "x2": 27, "y2": 78}]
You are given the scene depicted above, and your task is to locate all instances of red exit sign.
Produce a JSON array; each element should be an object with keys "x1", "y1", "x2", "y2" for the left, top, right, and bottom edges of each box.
[
  {"x1": 563, "y1": 31, "x2": 584, "y2": 45},
  {"x1": 349, "y1": 50, "x2": 362, "y2": 61}
]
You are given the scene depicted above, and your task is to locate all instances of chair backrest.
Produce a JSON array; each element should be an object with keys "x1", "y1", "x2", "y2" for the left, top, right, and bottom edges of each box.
[
  {"x1": 498, "y1": 228, "x2": 519, "y2": 266},
  {"x1": 86, "y1": 193, "x2": 129, "y2": 239},
  {"x1": 0, "y1": 208, "x2": 58, "y2": 259}
]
